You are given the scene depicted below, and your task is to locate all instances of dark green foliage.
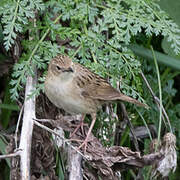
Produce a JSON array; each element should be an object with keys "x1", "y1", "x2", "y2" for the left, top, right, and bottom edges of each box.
[
  {"x1": 0, "y1": 0, "x2": 180, "y2": 101},
  {"x1": 0, "y1": 0, "x2": 44, "y2": 50}
]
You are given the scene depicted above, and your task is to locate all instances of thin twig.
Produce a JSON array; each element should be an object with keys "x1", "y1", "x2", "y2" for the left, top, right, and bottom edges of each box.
[
  {"x1": 135, "y1": 107, "x2": 152, "y2": 141},
  {"x1": 120, "y1": 103, "x2": 140, "y2": 152},
  {"x1": 33, "y1": 118, "x2": 52, "y2": 123},
  {"x1": 15, "y1": 104, "x2": 24, "y2": 149},
  {"x1": 140, "y1": 72, "x2": 172, "y2": 132},
  {"x1": 0, "y1": 150, "x2": 21, "y2": 159}
]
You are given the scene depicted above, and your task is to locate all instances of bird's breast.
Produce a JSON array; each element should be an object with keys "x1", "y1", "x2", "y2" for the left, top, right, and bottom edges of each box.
[{"x1": 45, "y1": 77, "x2": 99, "y2": 114}]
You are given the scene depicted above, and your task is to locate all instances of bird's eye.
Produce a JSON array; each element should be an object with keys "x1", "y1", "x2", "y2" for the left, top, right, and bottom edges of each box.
[{"x1": 56, "y1": 66, "x2": 61, "y2": 71}]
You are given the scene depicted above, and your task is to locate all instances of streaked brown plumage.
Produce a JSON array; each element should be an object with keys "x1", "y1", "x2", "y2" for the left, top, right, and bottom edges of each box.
[{"x1": 44, "y1": 55, "x2": 147, "y2": 150}]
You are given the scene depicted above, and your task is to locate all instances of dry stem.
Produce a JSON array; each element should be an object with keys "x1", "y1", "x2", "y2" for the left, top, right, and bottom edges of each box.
[{"x1": 18, "y1": 74, "x2": 36, "y2": 179}]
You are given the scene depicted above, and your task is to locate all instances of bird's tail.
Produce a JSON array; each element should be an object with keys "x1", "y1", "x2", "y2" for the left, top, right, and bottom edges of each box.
[{"x1": 117, "y1": 94, "x2": 148, "y2": 108}]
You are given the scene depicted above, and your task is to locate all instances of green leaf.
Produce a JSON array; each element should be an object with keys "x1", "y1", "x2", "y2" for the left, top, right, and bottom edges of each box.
[
  {"x1": 0, "y1": 104, "x2": 19, "y2": 111},
  {"x1": 158, "y1": 0, "x2": 180, "y2": 57},
  {"x1": 0, "y1": 136, "x2": 10, "y2": 167},
  {"x1": 0, "y1": 78, "x2": 17, "y2": 128},
  {"x1": 130, "y1": 44, "x2": 180, "y2": 70}
]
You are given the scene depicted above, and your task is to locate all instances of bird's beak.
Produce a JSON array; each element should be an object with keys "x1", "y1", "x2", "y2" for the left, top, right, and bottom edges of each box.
[{"x1": 62, "y1": 67, "x2": 74, "y2": 73}]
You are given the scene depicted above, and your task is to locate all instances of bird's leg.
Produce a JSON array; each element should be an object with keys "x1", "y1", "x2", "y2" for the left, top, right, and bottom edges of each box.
[
  {"x1": 70, "y1": 114, "x2": 86, "y2": 137},
  {"x1": 78, "y1": 113, "x2": 96, "y2": 152}
]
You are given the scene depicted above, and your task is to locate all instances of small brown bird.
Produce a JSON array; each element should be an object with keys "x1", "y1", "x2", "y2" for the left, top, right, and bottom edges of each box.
[{"x1": 45, "y1": 55, "x2": 147, "y2": 149}]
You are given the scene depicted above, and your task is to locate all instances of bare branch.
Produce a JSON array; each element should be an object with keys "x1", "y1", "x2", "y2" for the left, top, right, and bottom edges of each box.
[
  {"x1": 15, "y1": 104, "x2": 24, "y2": 149},
  {"x1": 140, "y1": 72, "x2": 172, "y2": 132},
  {"x1": 68, "y1": 147, "x2": 83, "y2": 180},
  {"x1": 120, "y1": 102, "x2": 140, "y2": 152},
  {"x1": 19, "y1": 73, "x2": 36, "y2": 179},
  {"x1": 0, "y1": 151, "x2": 21, "y2": 159}
]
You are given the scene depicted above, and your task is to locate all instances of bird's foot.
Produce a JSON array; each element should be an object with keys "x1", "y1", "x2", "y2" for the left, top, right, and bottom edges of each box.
[
  {"x1": 70, "y1": 121, "x2": 88, "y2": 137},
  {"x1": 69, "y1": 136, "x2": 92, "y2": 153},
  {"x1": 77, "y1": 138, "x2": 89, "y2": 152}
]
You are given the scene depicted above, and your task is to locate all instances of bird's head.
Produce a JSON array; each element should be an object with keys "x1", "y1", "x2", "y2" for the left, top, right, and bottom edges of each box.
[{"x1": 48, "y1": 55, "x2": 75, "y2": 81}]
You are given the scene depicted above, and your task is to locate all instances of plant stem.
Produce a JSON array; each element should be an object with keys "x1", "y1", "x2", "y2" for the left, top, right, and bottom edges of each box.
[{"x1": 151, "y1": 46, "x2": 162, "y2": 147}]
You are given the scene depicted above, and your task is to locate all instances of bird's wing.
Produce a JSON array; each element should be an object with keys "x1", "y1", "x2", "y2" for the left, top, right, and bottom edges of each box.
[{"x1": 74, "y1": 63, "x2": 146, "y2": 107}]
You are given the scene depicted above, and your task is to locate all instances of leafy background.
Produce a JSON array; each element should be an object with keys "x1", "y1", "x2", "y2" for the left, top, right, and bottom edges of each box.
[{"x1": 0, "y1": 0, "x2": 180, "y2": 179}]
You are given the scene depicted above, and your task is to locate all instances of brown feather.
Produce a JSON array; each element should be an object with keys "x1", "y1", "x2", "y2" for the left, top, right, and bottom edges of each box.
[{"x1": 74, "y1": 63, "x2": 147, "y2": 107}]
